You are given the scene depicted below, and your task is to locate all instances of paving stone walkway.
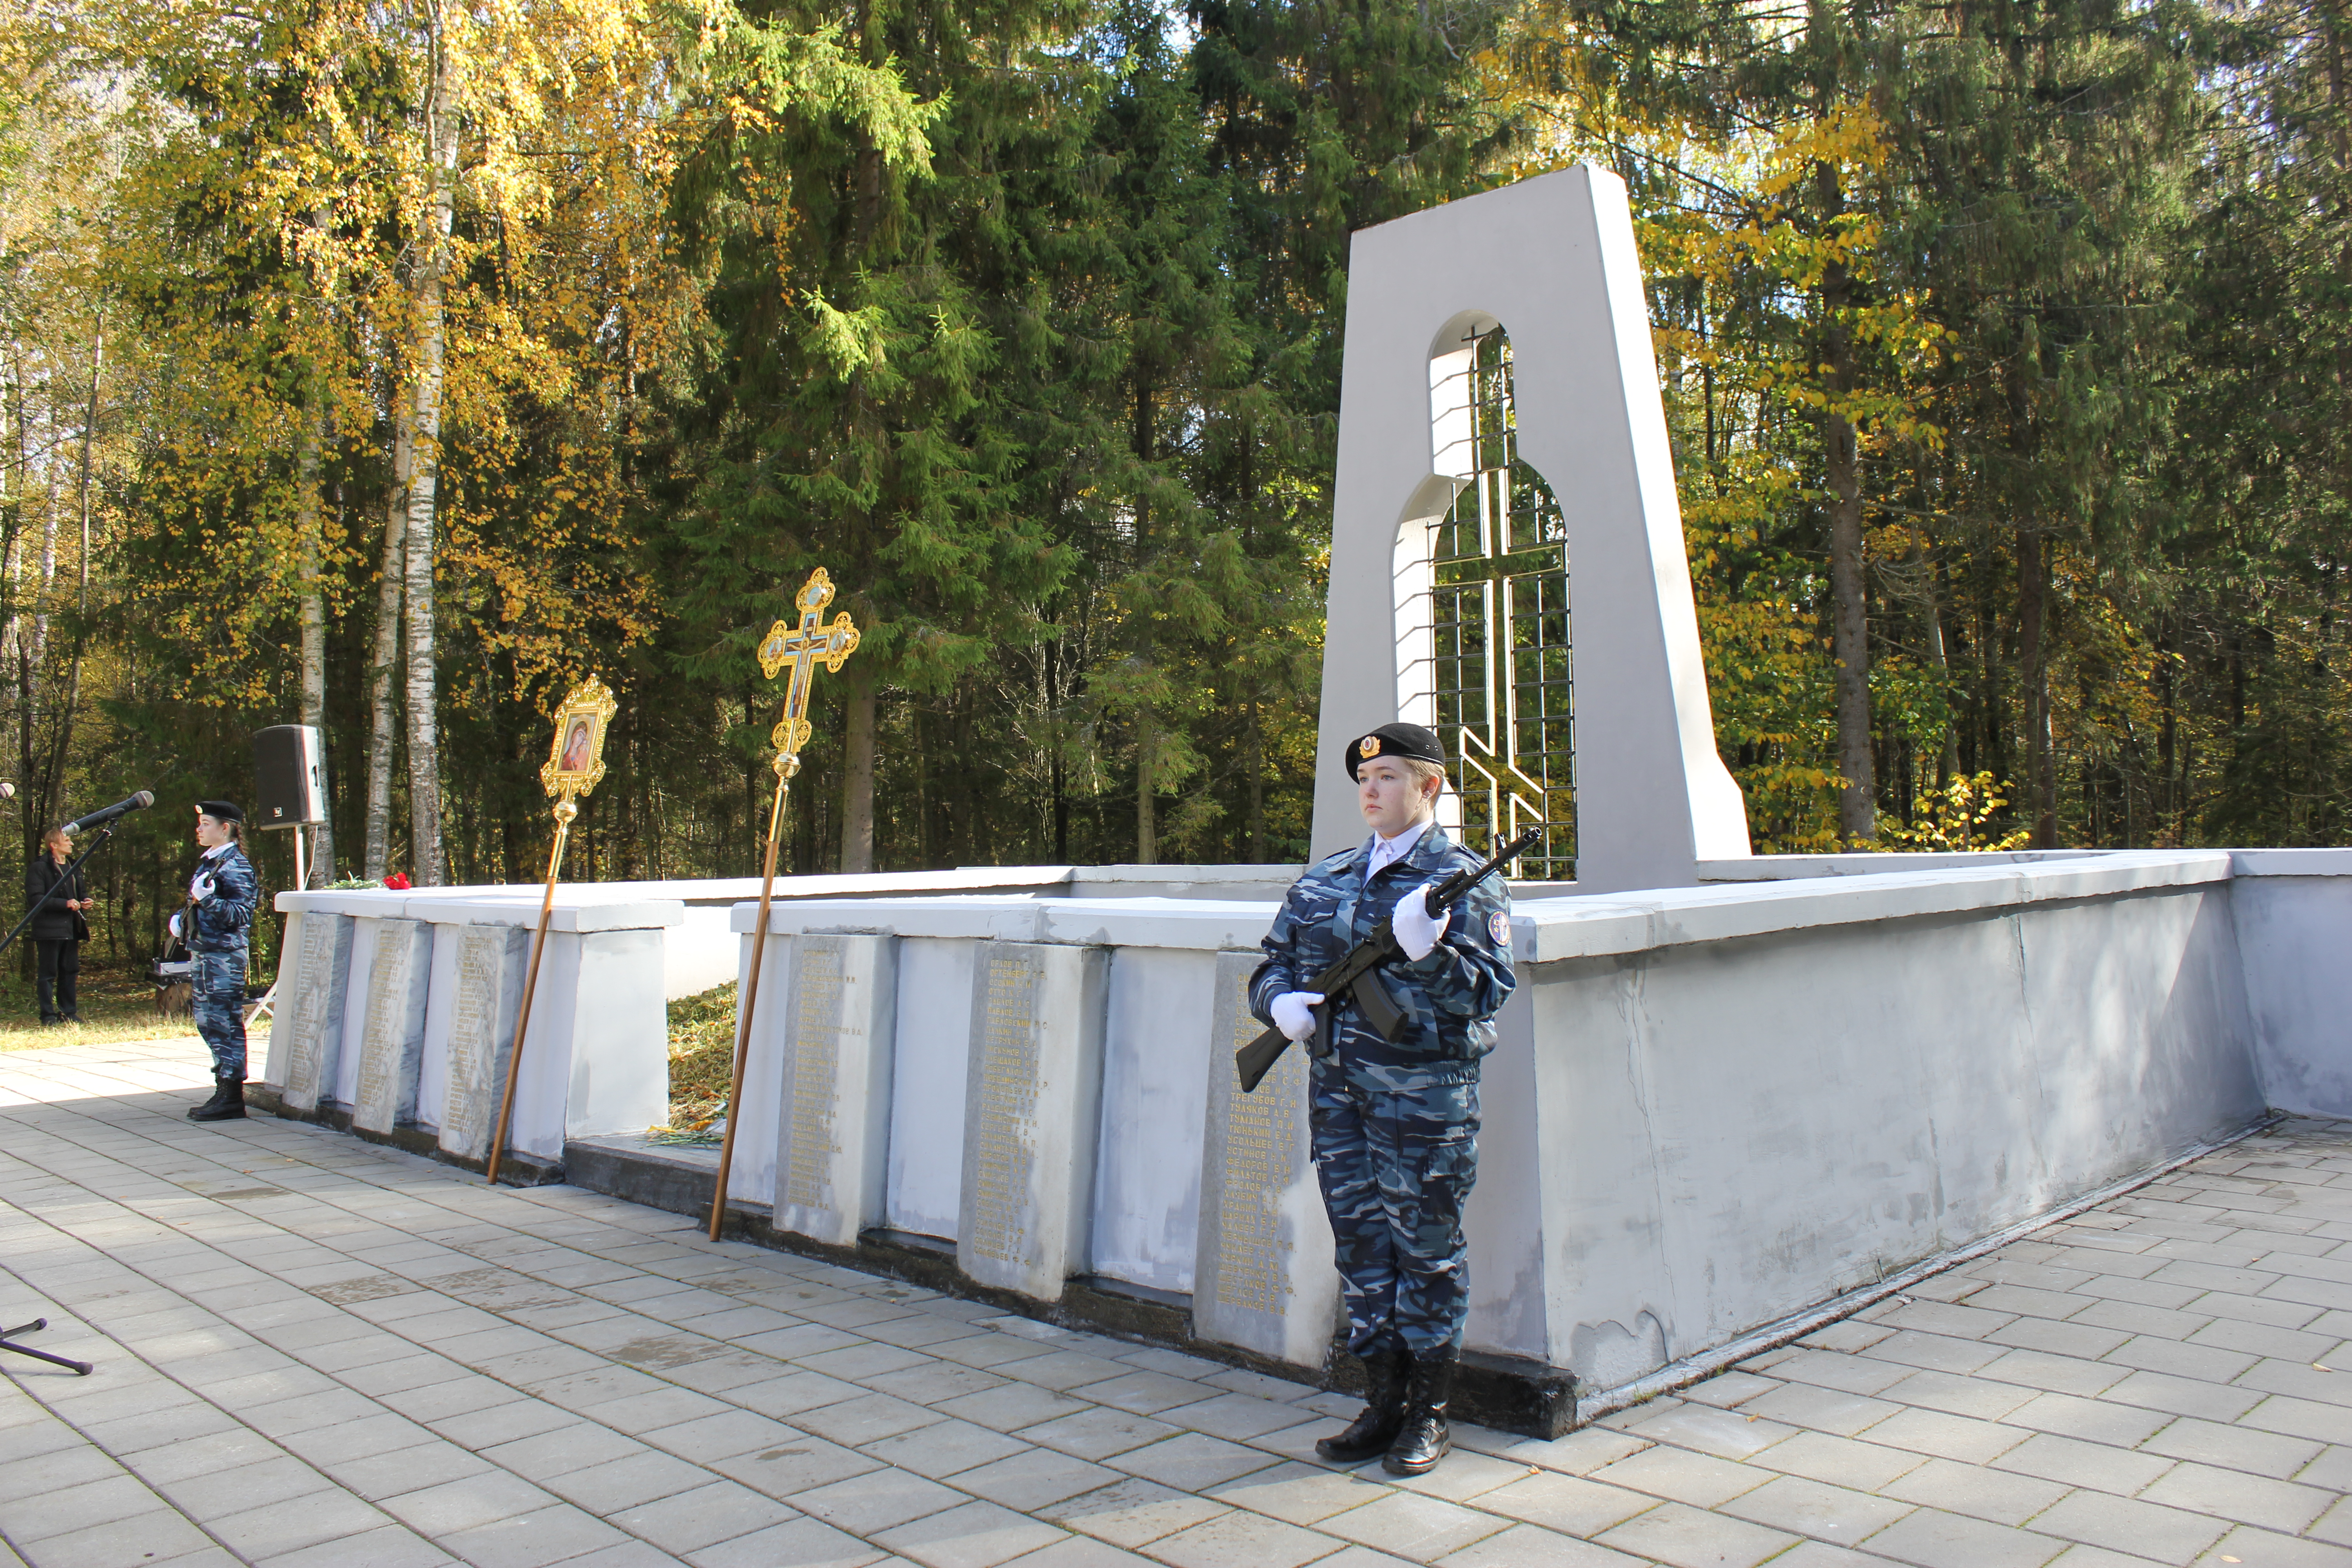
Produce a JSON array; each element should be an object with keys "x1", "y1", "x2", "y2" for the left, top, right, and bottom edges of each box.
[{"x1": 4, "y1": 1039, "x2": 2352, "y2": 1568}]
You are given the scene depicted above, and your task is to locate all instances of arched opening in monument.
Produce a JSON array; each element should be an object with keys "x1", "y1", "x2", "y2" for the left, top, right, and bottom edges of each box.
[{"x1": 1428, "y1": 318, "x2": 1575, "y2": 879}]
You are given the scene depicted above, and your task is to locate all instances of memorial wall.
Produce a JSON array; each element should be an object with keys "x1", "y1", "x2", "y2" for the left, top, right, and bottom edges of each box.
[
  {"x1": 264, "y1": 888, "x2": 683, "y2": 1172},
  {"x1": 261, "y1": 848, "x2": 2352, "y2": 1426},
  {"x1": 708, "y1": 851, "x2": 2320, "y2": 1416}
]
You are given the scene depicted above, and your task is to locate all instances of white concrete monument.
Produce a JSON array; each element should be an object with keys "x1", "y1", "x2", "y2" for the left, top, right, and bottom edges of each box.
[
  {"x1": 1194, "y1": 950, "x2": 1340, "y2": 1366},
  {"x1": 351, "y1": 917, "x2": 434, "y2": 1135},
  {"x1": 434, "y1": 924, "x2": 532, "y2": 1163},
  {"x1": 771, "y1": 932, "x2": 899, "y2": 1247},
  {"x1": 273, "y1": 910, "x2": 355, "y2": 1113},
  {"x1": 957, "y1": 941, "x2": 1108, "y2": 1298},
  {"x1": 1313, "y1": 164, "x2": 1752, "y2": 890}
]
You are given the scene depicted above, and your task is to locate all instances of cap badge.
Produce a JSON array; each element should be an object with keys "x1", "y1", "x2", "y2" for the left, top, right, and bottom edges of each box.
[{"x1": 1359, "y1": 735, "x2": 1382, "y2": 759}]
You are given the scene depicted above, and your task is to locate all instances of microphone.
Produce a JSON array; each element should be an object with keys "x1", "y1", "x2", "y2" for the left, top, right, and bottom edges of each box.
[{"x1": 63, "y1": 790, "x2": 156, "y2": 835}]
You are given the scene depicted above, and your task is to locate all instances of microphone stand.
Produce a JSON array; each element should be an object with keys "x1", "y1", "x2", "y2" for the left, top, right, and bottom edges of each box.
[
  {"x1": 0, "y1": 821, "x2": 118, "y2": 959},
  {"x1": 0, "y1": 822, "x2": 121, "y2": 1377}
]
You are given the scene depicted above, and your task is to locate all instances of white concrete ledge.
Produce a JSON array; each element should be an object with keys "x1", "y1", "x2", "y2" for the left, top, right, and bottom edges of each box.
[
  {"x1": 731, "y1": 895, "x2": 1284, "y2": 952},
  {"x1": 1697, "y1": 848, "x2": 2106, "y2": 880},
  {"x1": 278, "y1": 888, "x2": 681, "y2": 931},
  {"x1": 2230, "y1": 849, "x2": 2352, "y2": 877},
  {"x1": 730, "y1": 852, "x2": 2236, "y2": 966},
  {"x1": 1511, "y1": 850, "x2": 2232, "y2": 963}
]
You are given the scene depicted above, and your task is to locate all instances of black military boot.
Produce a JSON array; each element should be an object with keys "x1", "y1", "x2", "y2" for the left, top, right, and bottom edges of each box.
[
  {"x1": 1315, "y1": 1347, "x2": 1410, "y2": 1464},
  {"x1": 1383, "y1": 1345, "x2": 1457, "y2": 1475},
  {"x1": 189, "y1": 1075, "x2": 246, "y2": 1122}
]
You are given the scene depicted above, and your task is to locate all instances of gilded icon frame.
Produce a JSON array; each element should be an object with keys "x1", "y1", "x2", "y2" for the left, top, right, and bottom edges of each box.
[{"x1": 539, "y1": 674, "x2": 619, "y2": 799}]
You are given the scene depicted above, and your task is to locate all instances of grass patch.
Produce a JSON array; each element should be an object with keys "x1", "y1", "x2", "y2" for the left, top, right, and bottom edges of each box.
[
  {"x1": 655, "y1": 981, "x2": 737, "y2": 1141},
  {"x1": 0, "y1": 956, "x2": 205, "y2": 1050}
]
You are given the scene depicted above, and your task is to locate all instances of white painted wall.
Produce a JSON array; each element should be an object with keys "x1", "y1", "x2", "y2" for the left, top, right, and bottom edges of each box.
[
  {"x1": 721, "y1": 853, "x2": 2268, "y2": 1397},
  {"x1": 721, "y1": 930, "x2": 793, "y2": 1207},
  {"x1": 886, "y1": 935, "x2": 978, "y2": 1240},
  {"x1": 2229, "y1": 849, "x2": 2352, "y2": 1117},
  {"x1": 1090, "y1": 946, "x2": 1217, "y2": 1294},
  {"x1": 1514, "y1": 858, "x2": 2262, "y2": 1387},
  {"x1": 281, "y1": 889, "x2": 676, "y2": 1164},
  {"x1": 275, "y1": 849, "x2": 2342, "y2": 1401}
]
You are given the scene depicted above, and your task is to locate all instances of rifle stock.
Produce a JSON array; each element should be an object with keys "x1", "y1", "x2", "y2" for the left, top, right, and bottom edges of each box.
[{"x1": 1235, "y1": 825, "x2": 1542, "y2": 1093}]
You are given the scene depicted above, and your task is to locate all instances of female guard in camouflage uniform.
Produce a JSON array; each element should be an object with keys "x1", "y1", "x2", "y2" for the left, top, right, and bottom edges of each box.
[
  {"x1": 1250, "y1": 722, "x2": 1516, "y2": 1475},
  {"x1": 180, "y1": 799, "x2": 259, "y2": 1122}
]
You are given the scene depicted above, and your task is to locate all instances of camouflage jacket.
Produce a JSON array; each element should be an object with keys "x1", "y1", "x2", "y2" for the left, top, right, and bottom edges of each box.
[
  {"x1": 185, "y1": 843, "x2": 258, "y2": 952},
  {"x1": 1250, "y1": 823, "x2": 1517, "y2": 1091}
]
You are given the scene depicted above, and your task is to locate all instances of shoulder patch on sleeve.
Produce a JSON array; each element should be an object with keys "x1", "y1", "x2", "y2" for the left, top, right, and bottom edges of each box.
[{"x1": 1489, "y1": 910, "x2": 1512, "y2": 946}]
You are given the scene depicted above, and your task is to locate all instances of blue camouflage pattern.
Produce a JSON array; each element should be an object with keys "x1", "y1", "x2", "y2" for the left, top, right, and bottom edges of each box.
[
  {"x1": 187, "y1": 843, "x2": 257, "y2": 1078},
  {"x1": 1249, "y1": 824, "x2": 1516, "y2": 1090},
  {"x1": 195, "y1": 949, "x2": 250, "y2": 1078},
  {"x1": 1251, "y1": 823, "x2": 1516, "y2": 1355},
  {"x1": 186, "y1": 843, "x2": 258, "y2": 952},
  {"x1": 1312, "y1": 1073, "x2": 1480, "y2": 1354}
]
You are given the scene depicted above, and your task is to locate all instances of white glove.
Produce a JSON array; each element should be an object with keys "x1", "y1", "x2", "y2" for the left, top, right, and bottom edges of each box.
[
  {"x1": 1392, "y1": 883, "x2": 1450, "y2": 961},
  {"x1": 1271, "y1": 991, "x2": 1326, "y2": 1043},
  {"x1": 190, "y1": 873, "x2": 216, "y2": 902},
  {"x1": 167, "y1": 911, "x2": 181, "y2": 940}
]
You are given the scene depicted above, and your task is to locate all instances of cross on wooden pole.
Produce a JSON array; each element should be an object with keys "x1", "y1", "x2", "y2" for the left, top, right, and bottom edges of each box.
[{"x1": 710, "y1": 568, "x2": 861, "y2": 1240}]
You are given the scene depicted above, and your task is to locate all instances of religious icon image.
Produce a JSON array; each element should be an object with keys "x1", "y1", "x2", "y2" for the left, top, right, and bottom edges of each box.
[
  {"x1": 538, "y1": 673, "x2": 619, "y2": 799},
  {"x1": 559, "y1": 719, "x2": 593, "y2": 773}
]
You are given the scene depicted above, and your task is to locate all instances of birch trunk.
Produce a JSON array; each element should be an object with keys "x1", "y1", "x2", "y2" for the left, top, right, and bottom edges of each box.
[
  {"x1": 365, "y1": 408, "x2": 410, "y2": 879},
  {"x1": 402, "y1": 16, "x2": 457, "y2": 887},
  {"x1": 298, "y1": 396, "x2": 334, "y2": 884},
  {"x1": 48, "y1": 324, "x2": 100, "y2": 844}
]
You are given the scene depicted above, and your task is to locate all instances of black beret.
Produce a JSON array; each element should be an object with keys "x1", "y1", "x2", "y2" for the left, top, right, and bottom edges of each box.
[
  {"x1": 1344, "y1": 722, "x2": 1447, "y2": 780},
  {"x1": 195, "y1": 799, "x2": 244, "y2": 823}
]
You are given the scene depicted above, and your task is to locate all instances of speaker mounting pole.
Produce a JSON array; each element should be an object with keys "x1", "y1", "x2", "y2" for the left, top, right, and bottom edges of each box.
[{"x1": 251, "y1": 724, "x2": 330, "y2": 1028}]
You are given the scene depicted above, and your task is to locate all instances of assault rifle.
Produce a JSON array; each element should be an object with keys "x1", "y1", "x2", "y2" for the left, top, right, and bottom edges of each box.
[{"x1": 1235, "y1": 825, "x2": 1541, "y2": 1093}]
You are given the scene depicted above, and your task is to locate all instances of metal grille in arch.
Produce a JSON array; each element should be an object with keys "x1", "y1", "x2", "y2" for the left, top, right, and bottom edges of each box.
[{"x1": 1430, "y1": 325, "x2": 1576, "y2": 879}]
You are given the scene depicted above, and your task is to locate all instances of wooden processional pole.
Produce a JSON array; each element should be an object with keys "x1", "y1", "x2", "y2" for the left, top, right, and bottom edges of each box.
[
  {"x1": 709, "y1": 568, "x2": 860, "y2": 1241},
  {"x1": 486, "y1": 673, "x2": 617, "y2": 1186}
]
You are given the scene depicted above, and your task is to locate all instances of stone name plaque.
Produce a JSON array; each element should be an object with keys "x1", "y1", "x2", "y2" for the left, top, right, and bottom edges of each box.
[
  {"x1": 1194, "y1": 948, "x2": 1339, "y2": 1366},
  {"x1": 772, "y1": 932, "x2": 897, "y2": 1247},
  {"x1": 957, "y1": 941, "x2": 1107, "y2": 1299},
  {"x1": 278, "y1": 912, "x2": 356, "y2": 1113},
  {"x1": 437, "y1": 924, "x2": 529, "y2": 1163},
  {"x1": 353, "y1": 918, "x2": 435, "y2": 1134}
]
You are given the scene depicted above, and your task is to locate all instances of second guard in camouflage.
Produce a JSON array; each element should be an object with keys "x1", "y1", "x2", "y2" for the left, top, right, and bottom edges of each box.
[{"x1": 1250, "y1": 720, "x2": 1517, "y2": 1477}]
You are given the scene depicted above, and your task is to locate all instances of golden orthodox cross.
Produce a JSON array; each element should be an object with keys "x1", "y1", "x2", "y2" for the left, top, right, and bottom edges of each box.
[
  {"x1": 755, "y1": 567, "x2": 861, "y2": 776},
  {"x1": 713, "y1": 565, "x2": 860, "y2": 1240}
]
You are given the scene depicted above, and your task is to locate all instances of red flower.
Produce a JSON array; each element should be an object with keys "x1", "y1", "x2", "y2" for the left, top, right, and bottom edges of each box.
[{"x1": 383, "y1": 873, "x2": 412, "y2": 891}]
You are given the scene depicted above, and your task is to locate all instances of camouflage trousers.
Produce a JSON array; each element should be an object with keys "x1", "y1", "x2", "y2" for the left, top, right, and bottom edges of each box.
[
  {"x1": 1309, "y1": 1071, "x2": 1480, "y2": 1357},
  {"x1": 193, "y1": 949, "x2": 249, "y2": 1079}
]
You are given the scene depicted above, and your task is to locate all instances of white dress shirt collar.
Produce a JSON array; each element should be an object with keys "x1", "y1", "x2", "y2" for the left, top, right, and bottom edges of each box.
[{"x1": 1365, "y1": 818, "x2": 1432, "y2": 879}]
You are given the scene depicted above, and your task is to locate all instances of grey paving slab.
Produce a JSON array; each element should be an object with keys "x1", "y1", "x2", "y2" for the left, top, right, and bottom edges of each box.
[{"x1": 10, "y1": 1041, "x2": 2352, "y2": 1568}]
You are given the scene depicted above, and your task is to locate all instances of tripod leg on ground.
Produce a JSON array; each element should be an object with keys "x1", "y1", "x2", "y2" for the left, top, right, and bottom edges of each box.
[{"x1": 0, "y1": 1318, "x2": 95, "y2": 1375}]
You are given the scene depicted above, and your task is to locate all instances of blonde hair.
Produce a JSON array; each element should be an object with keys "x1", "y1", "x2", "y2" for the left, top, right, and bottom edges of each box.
[{"x1": 1404, "y1": 758, "x2": 1447, "y2": 801}]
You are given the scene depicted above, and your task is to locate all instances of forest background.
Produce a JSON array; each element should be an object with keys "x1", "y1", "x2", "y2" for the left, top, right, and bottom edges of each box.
[{"x1": 2, "y1": 0, "x2": 2347, "y2": 971}]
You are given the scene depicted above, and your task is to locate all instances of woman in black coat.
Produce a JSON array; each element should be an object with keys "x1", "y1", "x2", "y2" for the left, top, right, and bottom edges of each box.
[{"x1": 24, "y1": 826, "x2": 91, "y2": 1024}]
